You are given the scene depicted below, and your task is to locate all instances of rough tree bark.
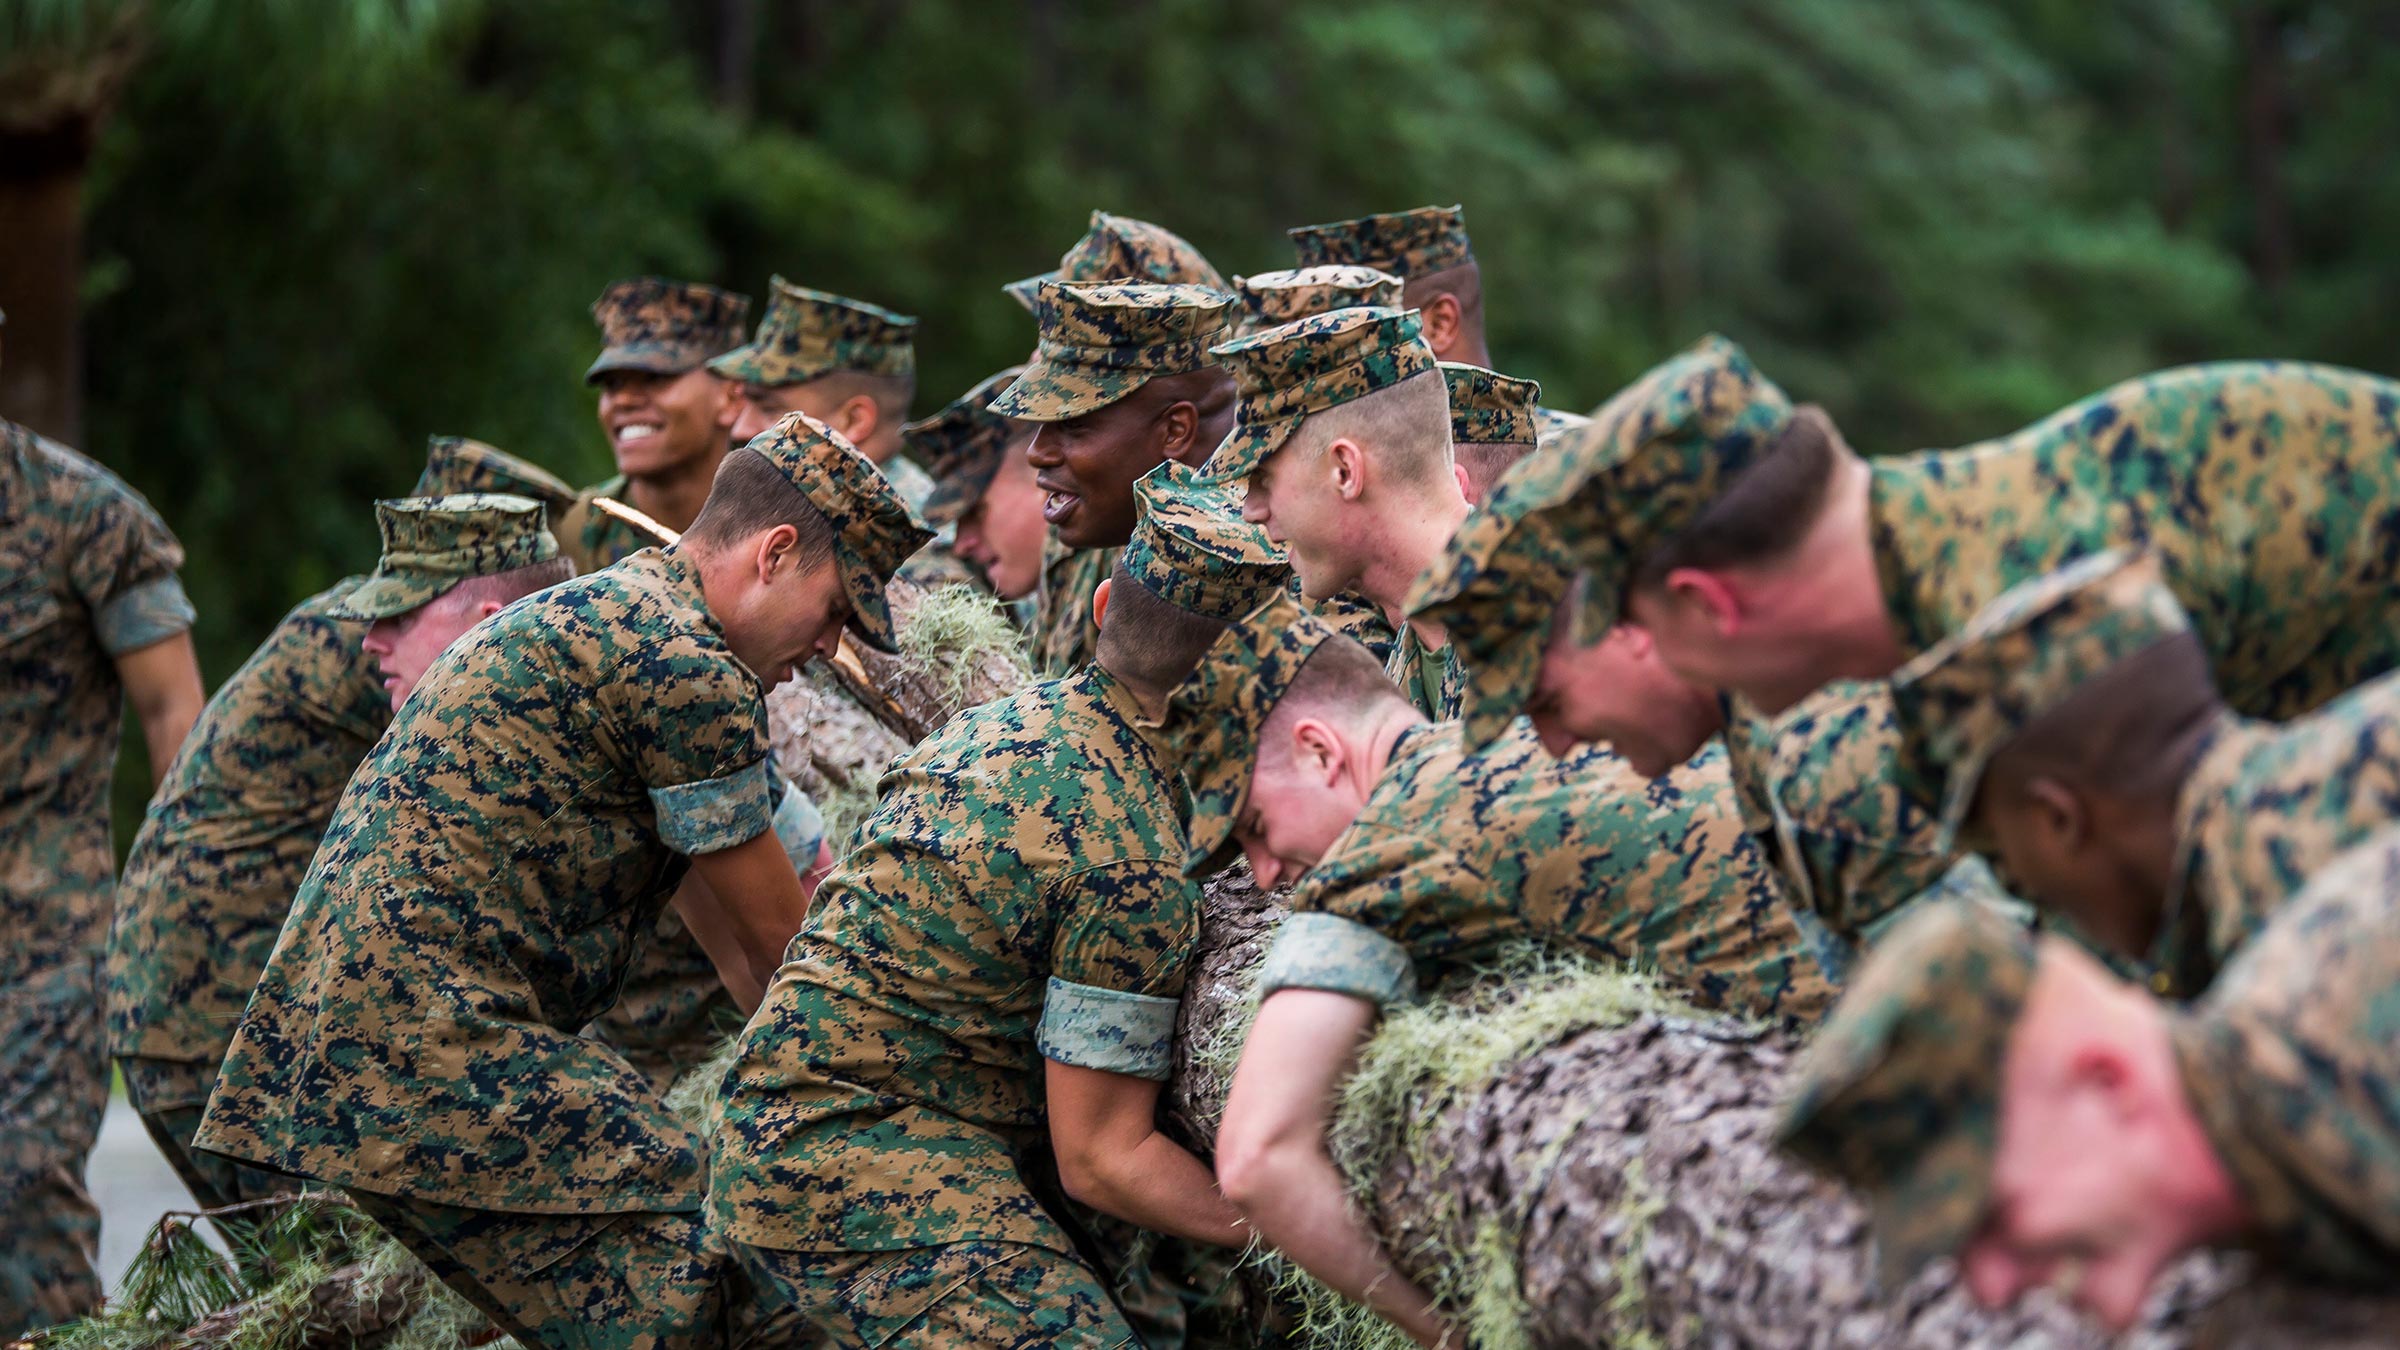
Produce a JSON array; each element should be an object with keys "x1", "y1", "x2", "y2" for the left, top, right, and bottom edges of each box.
[{"x1": 1164, "y1": 874, "x2": 2400, "y2": 1349}]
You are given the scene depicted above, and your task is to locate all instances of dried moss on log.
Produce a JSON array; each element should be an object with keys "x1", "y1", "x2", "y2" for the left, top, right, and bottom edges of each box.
[{"x1": 1164, "y1": 873, "x2": 2400, "y2": 1348}]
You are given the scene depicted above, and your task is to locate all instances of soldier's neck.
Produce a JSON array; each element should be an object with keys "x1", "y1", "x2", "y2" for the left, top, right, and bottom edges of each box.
[
  {"x1": 1359, "y1": 705, "x2": 1429, "y2": 786},
  {"x1": 624, "y1": 448, "x2": 728, "y2": 535},
  {"x1": 1368, "y1": 488, "x2": 1474, "y2": 638}
]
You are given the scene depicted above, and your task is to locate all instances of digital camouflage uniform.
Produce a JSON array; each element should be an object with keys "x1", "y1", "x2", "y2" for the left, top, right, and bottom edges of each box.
[
  {"x1": 1228, "y1": 265, "x2": 1402, "y2": 337},
  {"x1": 1287, "y1": 203, "x2": 1584, "y2": 440},
  {"x1": 1175, "y1": 591, "x2": 1832, "y2": 1022},
  {"x1": 991, "y1": 279, "x2": 1238, "y2": 678},
  {"x1": 2168, "y1": 828, "x2": 2400, "y2": 1282},
  {"x1": 107, "y1": 445, "x2": 575, "y2": 1213},
  {"x1": 1894, "y1": 548, "x2": 2400, "y2": 997},
  {"x1": 557, "y1": 275, "x2": 753, "y2": 576},
  {"x1": 0, "y1": 415, "x2": 195, "y2": 1333},
  {"x1": 1202, "y1": 305, "x2": 1447, "y2": 717},
  {"x1": 709, "y1": 462, "x2": 1284, "y2": 1349},
  {"x1": 1869, "y1": 358, "x2": 2400, "y2": 728},
  {"x1": 1407, "y1": 342, "x2": 1958, "y2": 969},
  {"x1": 197, "y1": 426, "x2": 925, "y2": 1350}
]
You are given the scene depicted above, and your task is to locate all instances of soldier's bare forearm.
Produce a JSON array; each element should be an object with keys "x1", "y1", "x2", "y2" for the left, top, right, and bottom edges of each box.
[
  {"x1": 1044, "y1": 1059, "x2": 1249, "y2": 1248},
  {"x1": 686, "y1": 831, "x2": 813, "y2": 1004},
  {"x1": 115, "y1": 630, "x2": 205, "y2": 787}
]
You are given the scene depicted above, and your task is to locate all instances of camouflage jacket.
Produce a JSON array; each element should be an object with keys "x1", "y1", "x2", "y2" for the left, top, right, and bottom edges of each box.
[
  {"x1": 2173, "y1": 830, "x2": 2400, "y2": 1282},
  {"x1": 1383, "y1": 622, "x2": 1464, "y2": 722},
  {"x1": 1, "y1": 417, "x2": 195, "y2": 985},
  {"x1": 105, "y1": 579, "x2": 388, "y2": 1077},
  {"x1": 1872, "y1": 361, "x2": 2400, "y2": 724},
  {"x1": 1033, "y1": 539, "x2": 1116, "y2": 677},
  {"x1": 1720, "y1": 684, "x2": 1965, "y2": 975},
  {"x1": 2156, "y1": 670, "x2": 2400, "y2": 997},
  {"x1": 195, "y1": 546, "x2": 772, "y2": 1213},
  {"x1": 709, "y1": 667, "x2": 1198, "y2": 1254},
  {"x1": 1260, "y1": 722, "x2": 1835, "y2": 1023}
]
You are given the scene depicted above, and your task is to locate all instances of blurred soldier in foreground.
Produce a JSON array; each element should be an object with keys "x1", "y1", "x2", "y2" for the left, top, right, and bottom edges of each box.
[
  {"x1": 913, "y1": 365, "x2": 1047, "y2": 604},
  {"x1": 1780, "y1": 833, "x2": 2400, "y2": 1332},
  {"x1": 0, "y1": 307, "x2": 204, "y2": 1334}
]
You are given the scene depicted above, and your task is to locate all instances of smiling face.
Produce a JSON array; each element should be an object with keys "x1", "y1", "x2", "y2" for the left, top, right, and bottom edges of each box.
[
  {"x1": 954, "y1": 435, "x2": 1048, "y2": 600},
  {"x1": 361, "y1": 591, "x2": 498, "y2": 710},
  {"x1": 1022, "y1": 390, "x2": 1168, "y2": 550},
  {"x1": 1240, "y1": 439, "x2": 1356, "y2": 601},
  {"x1": 595, "y1": 366, "x2": 739, "y2": 481},
  {"x1": 1233, "y1": 724, "x2": 1372, "y2": 891},
  {"x1": 721, "y1": 550, "x2": 855, "y2": 689},
  {"x1": 1525, "y1": 598, "x2": 1724, "y2": 776}
]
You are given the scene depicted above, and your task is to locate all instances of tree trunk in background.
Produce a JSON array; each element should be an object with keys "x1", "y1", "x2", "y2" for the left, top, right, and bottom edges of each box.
[{"x1": 1165, "y1": 877, "x2": 2400, "y2": 1347}]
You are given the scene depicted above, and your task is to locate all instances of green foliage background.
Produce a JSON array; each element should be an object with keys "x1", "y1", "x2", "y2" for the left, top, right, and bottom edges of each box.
[{"x1": 21, "y1": 0, "x2": 2397, "y2": 826}]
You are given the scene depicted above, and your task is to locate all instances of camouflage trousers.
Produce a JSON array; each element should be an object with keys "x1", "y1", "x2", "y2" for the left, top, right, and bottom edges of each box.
[
  {"x1": 346, "y1": 1191, "x2": 803, "y2": 1350},
  {"x1": 0, "y1": 960, "x2": 108, "y2": 1337},
  {"x1": 121, "y1": 1056, "x2": 297, "y2": 1216},
  {"x1": 736, "y1": 1239, "x2": 1146, "y2": 1349}
]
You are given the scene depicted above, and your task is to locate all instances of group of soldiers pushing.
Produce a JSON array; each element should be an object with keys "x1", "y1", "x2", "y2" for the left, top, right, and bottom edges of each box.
[{"x1": 4, "y1": 199, "x2": 2397, "y2": 1349}]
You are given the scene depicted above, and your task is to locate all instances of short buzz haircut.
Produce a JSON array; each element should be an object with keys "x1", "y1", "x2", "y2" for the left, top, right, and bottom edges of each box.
[
  {"x1": 444, "y1": 555, "x2": 576, "y2": 610},
  {"x1": 1283, "y1": 367, "x2": 1454, "y2": 489},
  {"x1": 1403, "y1": 260, "x2": 1484, "y2": 334},
  {"x1": 1258, "y1": 630, "x2": 1413, "y2": 766},
  {"x1": 682, "y1": 446, "x2": 840, "y2": 569},
  {"x1": 1982, "y1": 631, "x2": 2220, "y2": 806},
  {"x1": 1631, "y1": 404, "x2": 1843, "y2": 589},
  {"x1": 1095, "y1": 556, "x2": 1232, "y2": 694},
  {"x1": 796, "y1": 368, "x2": 917, "y2": 422},
  {"x1": 1452, "y1": 440, "x2": 1532, "y2": 502}
]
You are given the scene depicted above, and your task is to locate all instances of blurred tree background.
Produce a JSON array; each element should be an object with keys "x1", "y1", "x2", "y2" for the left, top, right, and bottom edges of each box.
[{"x1": 3, "y1": 0, "x2": 2396, "y2": 836}]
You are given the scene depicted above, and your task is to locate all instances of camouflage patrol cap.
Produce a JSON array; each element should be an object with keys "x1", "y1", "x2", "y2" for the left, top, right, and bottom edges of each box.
[
  {"x1": 1004, "y1": 209, "x2": 1228, "y2": 313},
  {"x1": 1501, "y1": 334, "x2": 1792, "y2": 644},
  {"x1": 1288, "y1": 205, "x2": 1474, "y2": 279},
  {"x1": 706, "y1": 276, "x2": 916, "y2": 387},
  {"x1": 1892, "y1": 550, "x2": 2191, "y2": 852},
  {"x1": 1171, "y1": 589, "x2": 1342, "y2": 877},
  {"x1": 742, "y1": 411, "x2": 933, "y2": 653},
  {"x1": 1122, "y1": 461, "x2": 1291, "y2": 622},
  {"x1": 988, "y1": 281, "x2": 1237, "y2": 423},
  {"x1": 909, "y1": 366, "x2": 1030, "y2": 527},
  {"x1": 1199, "y1": 306, "x2": 1440, "y2": 486},
  {"x1": 585, "y1": 277, "x2": 752, "y2": 384},
  {"x1": 1231, "y1": 265, "x2": 1405, "y2": 336},
  {"x1": 1442, "y1": 362, "x2": 1543, "y2": 450},
  {"x1": 330, "y1": 493, "x2": 561, "y2": 622},
  {"x1": 1403, "y1": 445, "x2": 1582, "y2": 749},
  {"x1": 414, "y1": 436, "x2": 578, "y2": 513},
  {"x1": 1776, "y1": 895, "x2": 2039, "y2": 1287}
]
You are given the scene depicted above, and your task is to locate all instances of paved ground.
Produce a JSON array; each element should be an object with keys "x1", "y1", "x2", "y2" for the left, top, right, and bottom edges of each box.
[{"x1": 91, "y1": 1097, "x2": 213, "y2": 1293}]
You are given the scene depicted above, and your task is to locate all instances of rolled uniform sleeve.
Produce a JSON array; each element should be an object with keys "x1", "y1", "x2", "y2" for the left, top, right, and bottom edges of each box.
[
  {"x1": 610, "y1": 632, "x2": 774, "y2": 856},
  {"x1": 1035, "y1": 858, "x2": 1198, "y2": 1080},
  {"x1": 64, "y1": 462, "x2": 194, "y2": 655},
  {"x1": 1257, "y1": 910, "x2": 1418, "y2": 1008}
]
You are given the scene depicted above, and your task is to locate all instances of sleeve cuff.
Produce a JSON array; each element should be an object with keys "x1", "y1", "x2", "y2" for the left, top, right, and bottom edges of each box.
[
  {"x1": 649, "y1": 759, "x2": 773, "y2": 856},
  {"x1": 1257, "y1": 911, "x2": 1417, "y2": 1008},
  {"x1": 96, "y1": 575, "x2": 196, "y2": 655},
  {"x1": 1036, "y1": 978, "x2": 1180, "y2": 1080},
  {"x1": 768, "y1": 777, "x2": 826, "y2": 872}
]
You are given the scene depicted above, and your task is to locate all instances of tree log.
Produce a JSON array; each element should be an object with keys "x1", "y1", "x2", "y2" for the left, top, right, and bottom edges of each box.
[
  {"x1": 1165, "y1": 876, "x2": 2400, "y2": 1348},
  {"x1": 156, "y1": 1262, "x2": 428, "y2": 1350}
]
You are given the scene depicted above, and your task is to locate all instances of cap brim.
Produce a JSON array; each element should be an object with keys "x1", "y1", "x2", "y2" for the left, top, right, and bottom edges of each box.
[
  {"x1": 1003, "y1": 270, "x2": 1057, "y2": 313},
  {"x1": 839, "y1": 552, "x2": 902, "y2": 654},
  {"x1": 326, "y1": 572, "x2": 450, "y2": 622},
  {"x1": 1196, "y1": 417, "x2": 1299, "y2": 486},
  {"x1": 585, "y1": 346, "x2": 702, "y2": 385},
  {"x1": 986, "y1": 354, "x2": 1141, "y2": 423}
]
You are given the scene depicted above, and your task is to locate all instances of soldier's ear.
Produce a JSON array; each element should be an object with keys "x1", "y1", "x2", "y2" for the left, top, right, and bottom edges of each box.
[
  {"x1": 1418, "y1": 293, "x2": 1462, "y2": 358},
  {"x1": 1292, "y1": 718, "x2": 1345, "y2": 786},
  {"x1": 1326, "y1": 437, "x2": 1367, "y2": 501},
  {"x1": 2024, "y1": 776, "x2": 2088, "y2": 849}
]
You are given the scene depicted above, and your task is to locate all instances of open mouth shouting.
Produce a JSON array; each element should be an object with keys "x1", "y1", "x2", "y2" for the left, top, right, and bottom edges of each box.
[{"x1": 1037, "y1": 474, "x2": 1082, "y2": 528}]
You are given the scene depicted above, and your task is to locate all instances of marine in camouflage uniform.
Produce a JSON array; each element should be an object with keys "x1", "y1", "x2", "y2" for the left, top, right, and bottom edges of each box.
[
  {"x1": 557, "y1": 276, "x2": 752, "y2": 574},
  {"x1": 1406, "y1": 342, "x2": 1965, "y2": 972},
  {"x1": 0, "y1": 411, "x2": 196, "y2": 1333},
  {"x1": 1227, "y1": 264, "x2": 1402, "y2": 337},
  {"x1": 992, "y1": 279, "x2": 1238, "y2": 678},
  {"x1": 1179, "y1": 590, "x2": 1835, "y2": 1024},
  {"x1": 1004, "y1": 209, "x2": 1229, "y2": 314},
  {"x1": 197, "y1": 427, "x2": 926, "y2": 1350},
  {"x1": 1895, "y1": 548, "x2": 2400, "y2": 998},
  {"x1": 910, "y1": 366, "x2": 1044, "y2": 634},
  {"x1": 1778, "y1": 837, "x2": 2400, "y2": 1295},
  {"x1": 709, "y1": 465, "x2": 1286, "y2": 1348},
  {"x1": 1203, "y1": 306, "x2": 1457, "y2": 718},
  {"x1": 105, "y1": 439, "x2": 574, "y2": 1218},
  {"x1": 1288, "y1": 203, "x2": 1587, "y2": 442}
]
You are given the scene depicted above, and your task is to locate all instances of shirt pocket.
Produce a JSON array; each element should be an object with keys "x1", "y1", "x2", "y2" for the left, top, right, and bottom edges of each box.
[{"x1": 0, "y1": 570, "x2": 63, "y2": 653}]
